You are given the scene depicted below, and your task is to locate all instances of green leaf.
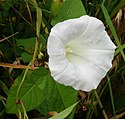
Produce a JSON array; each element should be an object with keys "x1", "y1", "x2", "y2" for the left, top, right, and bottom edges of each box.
[
  {"x1": 49, "y1": 101, "x2": 79, "y2": 119},
  {"x1": 6, "y1": 67, "x2": 49, "y2": 114},
  {"x1": 37, "y1": 84, "x2": 77, "y2": 118},
  {"x1": 16, "y1": 36, "x2": 46, "y2": 61},
  {"x1": 37, "y1": 76, "x2": 77, "y2": 118},
  {"x1": 51, "y1": 0, "x2": 86, "y2": 26},
  {"x1": 21, "y1": 52, "x2": 32, "y2": 63},
  {"x1": 6, "y1": 67, "x2": 77, "y2": 116},
  {"x1": 16, "y1": 37, "x2": 36, "y2": 53}
]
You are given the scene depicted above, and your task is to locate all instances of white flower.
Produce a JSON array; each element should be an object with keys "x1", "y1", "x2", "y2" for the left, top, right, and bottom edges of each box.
[{"x1": 47, "y1": 15, "x2": 116, "y2": 92}]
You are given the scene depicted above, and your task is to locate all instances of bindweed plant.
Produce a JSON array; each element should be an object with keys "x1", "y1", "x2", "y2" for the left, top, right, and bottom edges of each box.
[{"x1": 0, "y1": 0, "x2": 125, "y2": 119}]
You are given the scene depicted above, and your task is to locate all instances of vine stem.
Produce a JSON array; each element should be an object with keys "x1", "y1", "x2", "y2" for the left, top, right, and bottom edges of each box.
[
  {"x1": 16, "y1": 0, "x2": 39, "y2": 102},
  {"x1": 94, "y1": 91, "x2": 108, "y2": 119},
  {"x1": 16, "y1": 1, "x2": 40, "y2": 118},
  {"x1": 16, "y1": 61, "x2": 32, "y2": 101}
]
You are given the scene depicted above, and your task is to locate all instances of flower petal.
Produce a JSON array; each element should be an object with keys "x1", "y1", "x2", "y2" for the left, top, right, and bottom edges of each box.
[
  {"x1": 51, "y1": 15, "x2": 89, "y2": 45},
  {"x1": 47, "y1": 15, "x2": 116, "y2": 92},
  {"x1": 52, "y1": 49, "x2": 114, "y2": 92},
  {"x1": 53, "y1": 59, "x2": 108, "y2": 92},
  {"x1": 47, "y1": 35, "x2": 68, "y2": 77}
]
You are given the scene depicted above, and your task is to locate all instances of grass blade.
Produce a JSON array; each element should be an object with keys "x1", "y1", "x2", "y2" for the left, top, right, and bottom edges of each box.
[
  {"x1": 101, "y1": 4, "x2": 125, "y2": 61},
  {"x1": 107, "y1": 75, "x2": 116, "y2": 119}
]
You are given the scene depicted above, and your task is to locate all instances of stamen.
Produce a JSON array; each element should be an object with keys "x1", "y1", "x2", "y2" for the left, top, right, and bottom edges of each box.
[{"x1": 65, "y1": 47, "x2": 73, "y2": 53}]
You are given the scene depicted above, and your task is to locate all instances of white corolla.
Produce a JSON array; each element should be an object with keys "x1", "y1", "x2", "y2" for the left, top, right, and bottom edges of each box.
[{"x1": 47, "y1": 15, "x2": 116, "y2": 92}]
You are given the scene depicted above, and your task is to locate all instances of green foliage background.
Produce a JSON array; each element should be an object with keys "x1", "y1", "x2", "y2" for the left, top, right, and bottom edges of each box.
[{"x1": 0, "y1": 0, "x2": 125, "y2": 119}]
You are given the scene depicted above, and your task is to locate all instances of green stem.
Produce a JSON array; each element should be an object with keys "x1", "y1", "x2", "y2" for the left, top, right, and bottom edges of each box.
[
  {"x1": 95, "y1": 91, "x2": 108, "y2": 119},
  {"x1": 106, "y1": 75, "x2": 116, "y2": 119},
  {"x1": 16, "y1": 62, "x2": 32, "y2": 101}
]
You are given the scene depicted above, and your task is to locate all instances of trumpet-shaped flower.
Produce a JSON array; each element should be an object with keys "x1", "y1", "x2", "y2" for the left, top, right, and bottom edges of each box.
[{"x1": 47, "y1": 15, "x2": 116, "y2": 92}]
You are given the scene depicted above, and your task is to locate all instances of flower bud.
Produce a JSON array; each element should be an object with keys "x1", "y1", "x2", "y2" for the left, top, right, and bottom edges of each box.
[{"x1": 50, "y1": 0, "x2": 64, "y2": 16}]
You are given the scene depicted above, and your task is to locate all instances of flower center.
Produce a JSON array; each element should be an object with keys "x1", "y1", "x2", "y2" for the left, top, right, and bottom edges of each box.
[
  {"x1": 65, "y1": 46, "x2": 73, "y2": 53},
  {"x1": 65, "y1": 45, "x2": 73, "y2": 62},
  {"x1": 65, "y1": 45, "x2": 80, "y2": 63},
  {"x1": 65, "y1": 43, "x2": 85, "y2": 64}
]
